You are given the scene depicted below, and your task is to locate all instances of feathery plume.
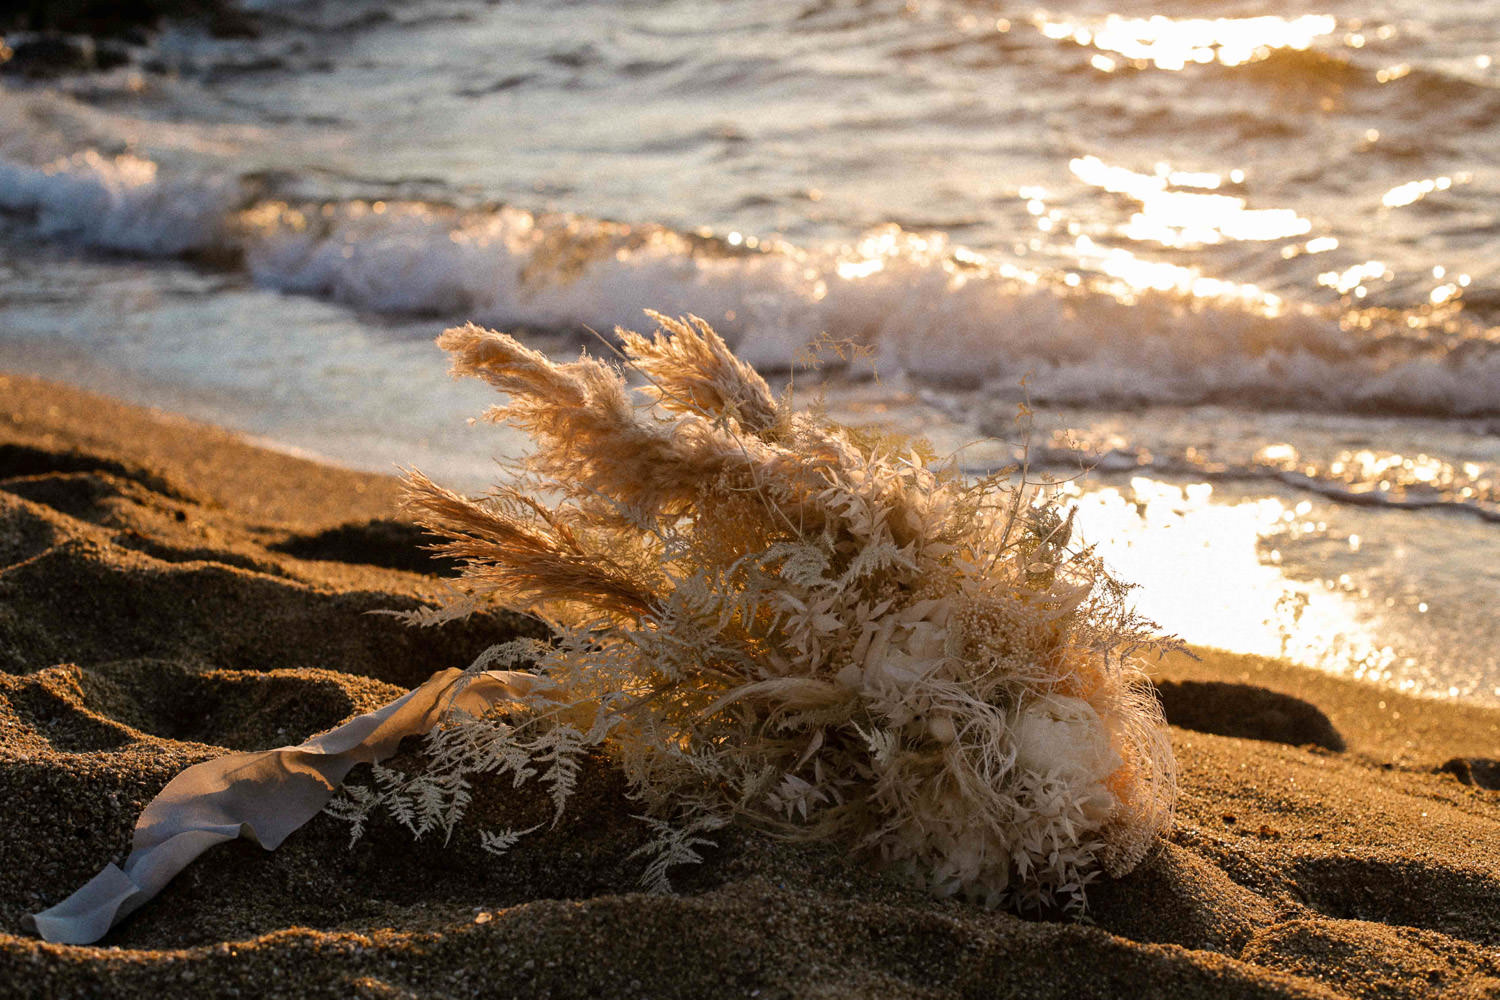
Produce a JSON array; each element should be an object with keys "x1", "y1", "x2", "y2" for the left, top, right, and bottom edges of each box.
[{"x1": 355, "y1": 312, "x2": 1178, "y2": 912}]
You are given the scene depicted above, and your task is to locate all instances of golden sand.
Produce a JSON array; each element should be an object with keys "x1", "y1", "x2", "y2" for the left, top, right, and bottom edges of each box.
[{"x1": 1, "y1": 373, "x2": 1497, "y2": 999}]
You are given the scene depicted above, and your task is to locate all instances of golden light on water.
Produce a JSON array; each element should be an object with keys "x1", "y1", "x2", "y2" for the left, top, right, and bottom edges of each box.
[
  {"x1": 1317, "y1": 259, "x2": 1389, "y2": 295},
  {"x1": 830, "y1": 227, "x2": 1038, "y2": 287},
  {"x1": 1380, "y1": 174, "x2": 1469, "y2": 208},
  {"x1": 44, "y1": 150, "x2": 158, "y2": 187},
  {"x1": 1061, "y1": 478, "x2": 1395, "y2": 683},
  {"x1": 1037, "y1": 13, "x2": 1338, "y2": 71},
  {"x1": 1068, "y1": 156, "x2": 1311, "y2": 248},
  {"x1": 1071, "y1": 236, "x2": 1279, "y2": 309},
  {"x1": 1315, "y1": 257, "x2": 1470, "y2": 304}
]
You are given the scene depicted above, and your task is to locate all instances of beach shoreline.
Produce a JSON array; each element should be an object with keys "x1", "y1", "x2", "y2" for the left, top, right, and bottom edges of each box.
[{"x1": 2, "y1": 373, "x2": 1497, "y2": 999}]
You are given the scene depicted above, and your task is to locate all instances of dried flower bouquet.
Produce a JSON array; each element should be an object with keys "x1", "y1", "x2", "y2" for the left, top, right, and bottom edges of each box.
[{"x1": 356, "y1": 313, "x2": 1178, "y2": 911}]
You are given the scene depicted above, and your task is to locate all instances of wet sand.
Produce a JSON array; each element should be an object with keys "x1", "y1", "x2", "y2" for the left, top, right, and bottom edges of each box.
[{"x1": 2, "y1": 372, "x2": 1497, "y2": 999}]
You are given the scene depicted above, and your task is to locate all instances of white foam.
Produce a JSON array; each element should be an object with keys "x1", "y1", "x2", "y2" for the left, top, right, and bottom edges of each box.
[
  {"x1": 4, "y1": 149, "x2": 1497, "y2": 418},
  {"x1": 0, "y1": 150, "x2": 236, "y2": 255}
]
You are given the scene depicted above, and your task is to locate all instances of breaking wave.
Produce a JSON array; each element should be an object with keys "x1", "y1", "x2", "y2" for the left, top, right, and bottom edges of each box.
[{"x1": 2, "y1": 146, "x2": 1497, "y2": 418}]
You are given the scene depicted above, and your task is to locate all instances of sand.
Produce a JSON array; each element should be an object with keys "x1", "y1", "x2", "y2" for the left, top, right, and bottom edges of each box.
[{"x1": 1, "y1": 371, "x2": 1497, "y2": 999}]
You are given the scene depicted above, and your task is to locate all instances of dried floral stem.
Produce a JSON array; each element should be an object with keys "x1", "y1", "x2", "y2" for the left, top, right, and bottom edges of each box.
[{"x1": 343, "y1": 312, "x2": 1178, "y2": 912}]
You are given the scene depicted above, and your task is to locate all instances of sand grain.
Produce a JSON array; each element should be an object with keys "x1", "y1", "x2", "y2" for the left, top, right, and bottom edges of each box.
[{"x1": 2, "y1": 375, "x2": 1498, "y2": 999}]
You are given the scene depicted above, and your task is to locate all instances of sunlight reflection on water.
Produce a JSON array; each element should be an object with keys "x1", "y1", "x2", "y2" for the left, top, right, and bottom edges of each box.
[
  {"x1": 1068, "y1": 156, "x2": 1312, "y2": 249},
  {"x1": 1058, "y1": 477, "x2": 1399, "y2": 685},
  {"x1": 1037, "y1": 13, "x2": 1338, "y2": 71}
]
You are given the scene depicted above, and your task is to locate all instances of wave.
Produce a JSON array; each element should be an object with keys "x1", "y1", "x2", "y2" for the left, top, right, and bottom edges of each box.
[
  {"x1": 1234, "y1": 46, "x2": 1366, "y2": 89},
  {"x1": 953, "y1": 403, "x2": 1500, "y2": 521},
  {"x1": 2, "y1": 147, "x2": 1498, "y2": 419},
  {"x1": 0, "y1": 150, "x2": 239, "y2": 255},
  {"x1": 1036, "y1": 11, "x2": 1500, "y2": 136},
  {"x1": 1236, "y1": 48, "x2": 1500, "y2": 130},
  {"x1": 1021, "y1": 439, "x2": 1500, "y2": 525}
]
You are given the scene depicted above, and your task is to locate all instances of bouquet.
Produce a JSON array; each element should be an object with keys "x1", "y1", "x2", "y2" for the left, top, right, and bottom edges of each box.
[
  {"x1": 27, "y1": 314, "x2": 1177, "y2": 946},
  {"x1": 367, "y1": 313, "x2": 1177, "y2": 911}
]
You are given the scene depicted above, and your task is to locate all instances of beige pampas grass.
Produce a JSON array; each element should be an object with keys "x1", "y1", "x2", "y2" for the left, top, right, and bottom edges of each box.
[{"x1": 351, "y1": 313, "x2": 1177, "y2": 912}]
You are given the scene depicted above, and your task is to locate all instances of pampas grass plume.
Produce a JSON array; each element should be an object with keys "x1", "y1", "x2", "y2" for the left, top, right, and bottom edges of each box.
[{"x1": 355, "y1": 313, "x2": 1177, "y2": 912}]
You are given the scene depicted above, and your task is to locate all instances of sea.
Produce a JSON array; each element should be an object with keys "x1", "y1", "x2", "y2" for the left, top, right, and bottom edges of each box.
[{"x1": 1, "y1": 0, "x2": 1496, "y2": 704}]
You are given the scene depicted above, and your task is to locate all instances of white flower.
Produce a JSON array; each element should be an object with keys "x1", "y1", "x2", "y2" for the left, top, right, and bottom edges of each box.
[{"x1": 1014, "y1": 695, "x2": 1122, "y2": 823}]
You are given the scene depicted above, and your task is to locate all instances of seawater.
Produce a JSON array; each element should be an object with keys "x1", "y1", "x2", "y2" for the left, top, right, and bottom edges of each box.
[{"x1": 1, "y1": 0, "x2": 1496, "y2": 702}]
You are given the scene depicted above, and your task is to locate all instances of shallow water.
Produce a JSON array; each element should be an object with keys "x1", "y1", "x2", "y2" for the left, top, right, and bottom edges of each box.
[{"x1": 1, "y1": 0, "x2": 1496, "y2": 701}]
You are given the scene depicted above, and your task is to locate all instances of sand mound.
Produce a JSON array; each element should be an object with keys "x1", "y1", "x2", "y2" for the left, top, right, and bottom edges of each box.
[
  {"x1": 271, "y1": 520, "x2": 465, "y2": 577},
  {"x1": 0, "y1": 481, "x2": 542, "y2": 688},
  {"x1": 1156, "y1": 679, "x2": 1346, "y2": 751},
  {"x1": 2, "y1": 375, "x2": 1499, "y2": 999},
  {"x1": 1437, "y1": 757, "x2": 1500, "y2": 790}
]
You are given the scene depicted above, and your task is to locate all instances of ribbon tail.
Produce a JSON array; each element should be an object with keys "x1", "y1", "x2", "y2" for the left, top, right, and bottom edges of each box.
[{"x1": 24, "y1": 667, "x2": 536, "y2": 945}]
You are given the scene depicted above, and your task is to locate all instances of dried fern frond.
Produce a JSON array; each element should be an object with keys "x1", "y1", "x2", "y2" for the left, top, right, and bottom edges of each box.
[{"x1": 357, "y1": 312, "x2": 1177, "y2": 912}]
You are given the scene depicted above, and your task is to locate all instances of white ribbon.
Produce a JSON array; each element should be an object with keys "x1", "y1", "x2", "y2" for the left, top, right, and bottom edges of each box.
[{"x1": 24, "y1": 668, "x2": 535, "y2": 945}]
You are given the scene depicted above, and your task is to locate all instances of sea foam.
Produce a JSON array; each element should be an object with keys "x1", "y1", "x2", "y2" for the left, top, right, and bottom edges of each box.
[
  {"x1": 3, "y1": 148, "x2": 1497, "y2": 418},
  {"x1": 0, "y1": 150, "x2": 237, "y2": 255}
]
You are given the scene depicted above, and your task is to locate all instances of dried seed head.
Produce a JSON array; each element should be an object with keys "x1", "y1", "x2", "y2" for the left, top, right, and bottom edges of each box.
[{"x1": 398, "y1": 313, "x2": 1177, "y2": 910}]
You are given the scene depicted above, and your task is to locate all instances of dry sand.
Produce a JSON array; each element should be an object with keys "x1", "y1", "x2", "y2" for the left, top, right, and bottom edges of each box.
[{"x1": 1, "y1": 372, "x2": 1497, "y2": 999}]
